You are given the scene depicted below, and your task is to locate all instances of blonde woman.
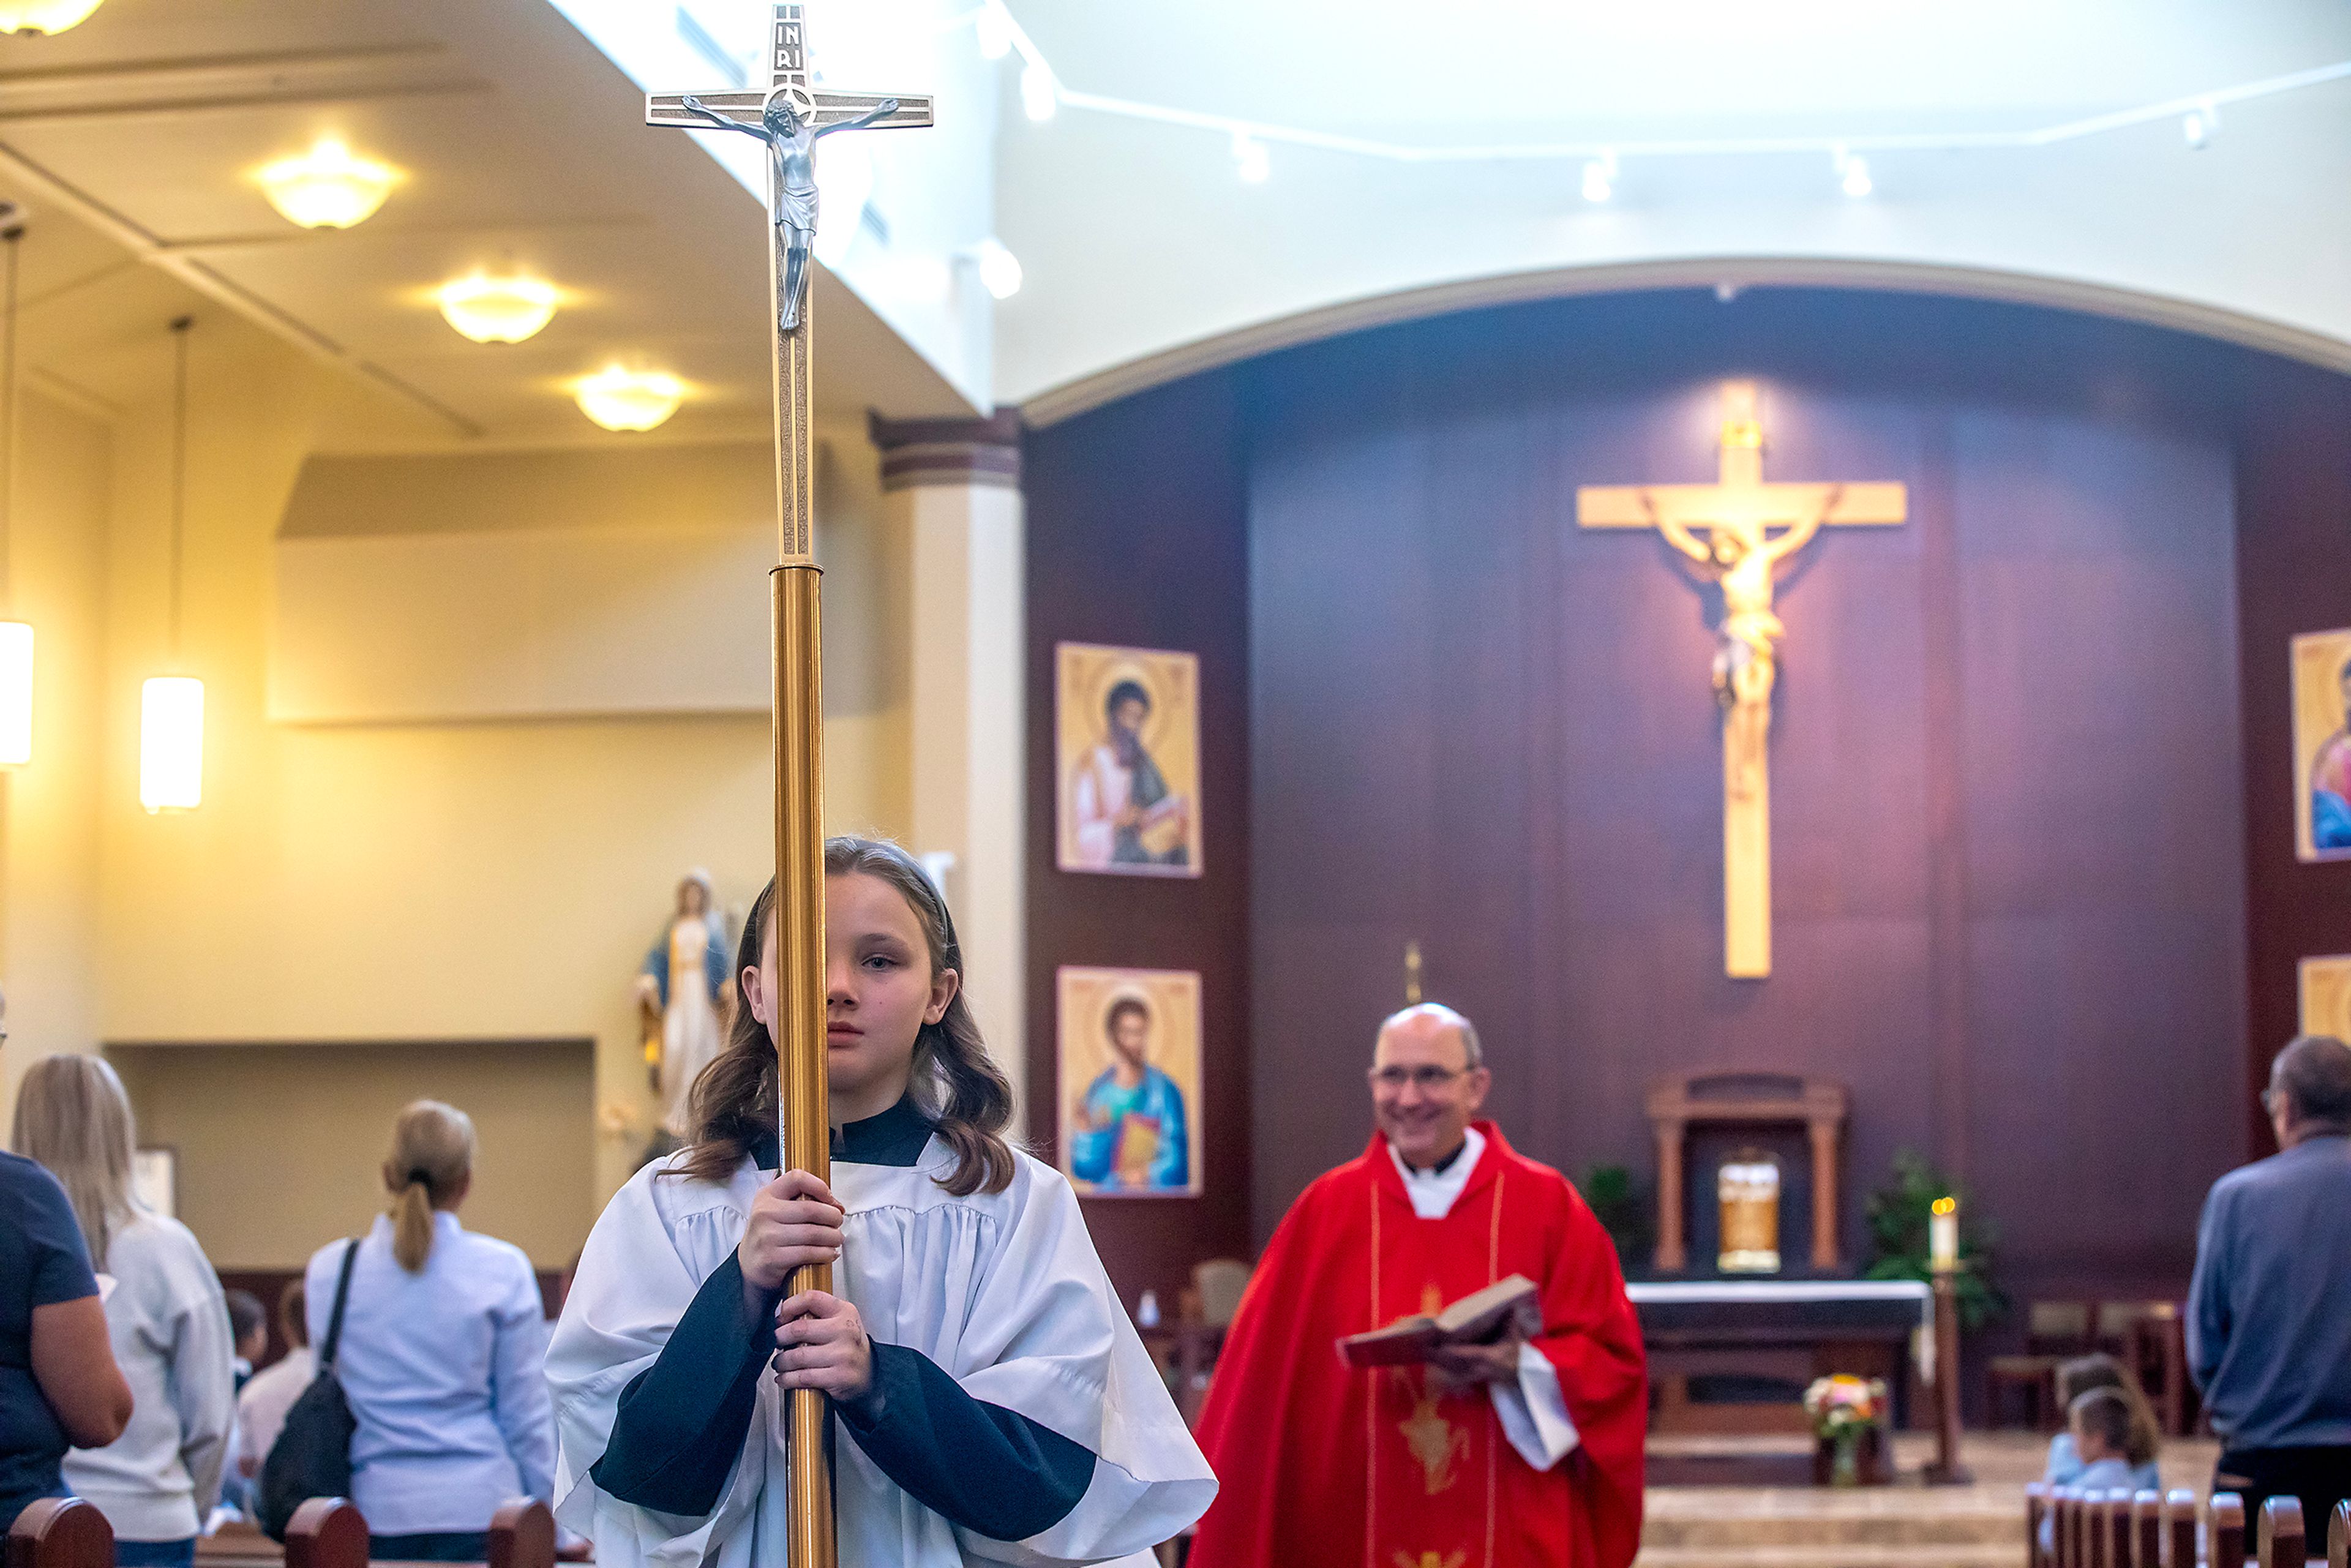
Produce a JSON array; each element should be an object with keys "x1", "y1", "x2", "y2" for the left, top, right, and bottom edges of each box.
[
  {"x1": 304, "y1": 1101, "x2": 553, "y2": 1561},
  {"x1": 13, "y1": 1056, "x2": 235, "y2": 1568}
]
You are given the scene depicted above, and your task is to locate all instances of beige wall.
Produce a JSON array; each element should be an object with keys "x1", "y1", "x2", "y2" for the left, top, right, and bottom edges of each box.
[
  {"x1": 3, "y1": 323, "x2": 914, "y2": 1266},
  {"x1": 111, "y1": 1040, "x2": 596, "y2": 1270},
  {"x1": 1, "y1": 389, "x2": 111, "y2": 1115}
]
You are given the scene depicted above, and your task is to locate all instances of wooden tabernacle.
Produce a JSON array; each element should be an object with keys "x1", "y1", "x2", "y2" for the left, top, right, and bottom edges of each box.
[{"x1": 1648, "y1": 1070, "x2": 1848, "y2": 1274}]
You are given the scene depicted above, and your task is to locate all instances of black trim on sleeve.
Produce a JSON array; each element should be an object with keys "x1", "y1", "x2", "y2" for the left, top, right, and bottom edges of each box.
[
  {"x1": 836, "y1": 1341, "x2": 1095, "y2": 1541},
  {"x1": 591, "y1": 1252, "x2": 778, "y2": 1517}
]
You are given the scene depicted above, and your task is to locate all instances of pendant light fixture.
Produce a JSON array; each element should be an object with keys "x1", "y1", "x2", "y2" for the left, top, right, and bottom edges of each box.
[
  {"x1": 574, "y1": 365, "x2": 684, "y2": 432},
  {"x1": 138, "y1": 317, "x2": 201, "y2": 814},
  {"x1": 255, "y1": 137, "x2": 402, "y2": 230},
  {"x1": 0, "y1": 0, "x2": 105, "y2": 35},
  {"x1": 0, "y1": 209, "x2": 31, "y2": 768}
]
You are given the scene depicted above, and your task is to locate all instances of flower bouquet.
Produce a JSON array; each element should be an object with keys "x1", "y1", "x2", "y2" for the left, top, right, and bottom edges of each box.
[{"x1": 1804, "y1": 1374, "x2": 1889, "y2": 1487}]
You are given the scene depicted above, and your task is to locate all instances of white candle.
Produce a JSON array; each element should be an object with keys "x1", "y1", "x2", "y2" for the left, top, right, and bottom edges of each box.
[{"x1": 1929, "y1": 1198, "x2": 1959, "y2": 1272}]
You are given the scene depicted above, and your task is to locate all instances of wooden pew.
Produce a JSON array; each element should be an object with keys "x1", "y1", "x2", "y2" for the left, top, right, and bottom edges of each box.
[
  {"x1": 2088, "y1": 1489, "x2": 2122, "y2": 1568},
  {"x1": 2129, "y1": 1490, "x2": 2162, "y2": 1568},
  {"x1": 2052, "y1": 1487, "x2": 2078, "y2": 1568},
  {"x1": 6, "y1": 1498, "x2": 111, "y2": 1568},
  {"x1": 2329, "y1": 1499, "x2": 2349, "y2": 1568},
  {"x1": 2028, "y1": 1483, "x2": 2052, "y2": 1568},
  {"x1": 486, "y1": 1500, "x2": 555, "y2": 1568},
  {"x1": 2256, "y1": 1498, "x2": 2303, "y2": 1568},
  {"x1": 2102, "y1": 1488, "x2": 2137, "y2": 1568},
  {"x1": 2169, "y1": 1490, "x2": 2203, "y2": 1568},
  {"x1": 283, "y1": 1500, "x2": 366, "y2": 1568},
  {"x1": 2212, "y1": 1493, "x2": 2248, "y2": 1568}
]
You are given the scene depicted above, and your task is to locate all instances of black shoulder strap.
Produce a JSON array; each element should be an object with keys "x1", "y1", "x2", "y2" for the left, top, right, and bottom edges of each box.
[{"x1": 319, "y1": 1238, "x2": 359, "y2": 1371}]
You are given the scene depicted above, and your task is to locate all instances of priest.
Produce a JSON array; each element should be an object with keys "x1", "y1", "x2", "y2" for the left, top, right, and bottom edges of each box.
[{"x1": 1188, "y1": 1004, "x2": 1646, "y2": 1568}]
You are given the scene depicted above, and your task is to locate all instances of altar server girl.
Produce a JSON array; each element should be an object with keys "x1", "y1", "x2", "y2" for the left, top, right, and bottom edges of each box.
[{"x1": 548, "y1": 836, "x2": 1213, "y2": 1568}]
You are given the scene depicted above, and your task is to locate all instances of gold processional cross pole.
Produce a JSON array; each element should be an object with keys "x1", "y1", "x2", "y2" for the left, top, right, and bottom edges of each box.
[
  {"x1": 645, "y1": 10, "x2": 931, "y2": 1567},
  {"x1": 1576, "y1": 382, "x2": 1906, "y2": 980}
]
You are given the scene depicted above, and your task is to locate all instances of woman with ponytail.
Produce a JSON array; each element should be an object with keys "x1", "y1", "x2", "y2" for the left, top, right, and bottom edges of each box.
[
  {"x1": 302, "y1": 1101, "x2": 555, "y2": 1561},
  {"x1": 549, "y1": 835, "x2": 1213, "y2": 1568}
]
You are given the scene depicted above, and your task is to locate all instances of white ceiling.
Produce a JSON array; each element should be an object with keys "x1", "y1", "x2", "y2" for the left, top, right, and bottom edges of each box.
[
  {"x1": 0, "y1": 0, "x2": 977, "y2": 449},
  {"x1": 988, "y1": 0, "x2": 2351, "y2": 413},
  {"x1": 6, "y1": 1, "x2": 2347, "y2": 437}
]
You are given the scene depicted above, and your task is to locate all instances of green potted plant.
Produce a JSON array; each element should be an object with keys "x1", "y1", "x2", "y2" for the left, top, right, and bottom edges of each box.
[
  {"x1": 1861, "y1": 1150, "x2": 2007, "y2": 1330},
  {"x1": 1580, "y1": 1164, "x2": 1652, "y2": 1269}
]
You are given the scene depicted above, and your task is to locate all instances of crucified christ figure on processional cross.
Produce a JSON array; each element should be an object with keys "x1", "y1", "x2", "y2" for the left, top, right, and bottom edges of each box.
[{"x1": 678, "y1": 91, "x2": 901, "y2": 333}]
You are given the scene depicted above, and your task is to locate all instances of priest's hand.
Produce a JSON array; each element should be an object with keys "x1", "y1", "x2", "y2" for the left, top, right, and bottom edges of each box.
[
  {"x1": 773, "y1": 1290, "x2": 876, "y2": 1408},
  {"x1": 737, "y1": 1169, "x2": 846, "y2": 1294},
  {"x1": 1428, "y1": 1334, "x2": 1523, "y2": 1391}
]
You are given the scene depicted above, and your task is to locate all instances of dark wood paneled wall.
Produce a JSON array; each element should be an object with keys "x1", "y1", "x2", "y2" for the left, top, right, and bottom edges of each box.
[
  {"x1": 1024, "y1": 284, "x2": 2346, "y2": 1311},
  {"x1": 1024, "y1": 372, "x2": 1254, "y2": 1309},
  {"x1": 2235, "y1": 364, "x2": 2351, "y2": 1153},
  {"x1": 1244, "y1": 292, "x2": 2246, "y2": 1295}
]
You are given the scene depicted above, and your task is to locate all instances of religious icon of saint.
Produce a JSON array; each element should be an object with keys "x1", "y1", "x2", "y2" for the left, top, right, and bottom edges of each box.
[
  {"x1": 1057, "y1": 966, "x2": 1204, "y2": 1197},
  {"x1": 1068, "y1": 992, "x2": 1191, "y2": 1191},
  {"x1": 634, "y1": 870, "x2": 732, "y2": 1141},
  {"x1": 2310, "y1": 653, "x2": 2351, "y2": 853},
  {"x1": 1057, "y1": 644, "x2": 1204, "y2": 876},
  {"x1": 2292, "y1": 631, "x2": 2351, "y2": 861}
]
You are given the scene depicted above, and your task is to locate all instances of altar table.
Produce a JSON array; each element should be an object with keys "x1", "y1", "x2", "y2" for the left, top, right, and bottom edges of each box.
[{"x1": 1628, "y1": 1278, "x2": 1933, "y2": 1435}]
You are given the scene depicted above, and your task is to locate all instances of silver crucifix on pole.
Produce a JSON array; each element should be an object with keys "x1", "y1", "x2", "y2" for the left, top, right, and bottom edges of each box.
[
  {"x1": 647, "y1": 0, "x2": 933, "y2": 560},
  {"x1": 643, "y1": 10, "x2": 931, "y2": 1568}
]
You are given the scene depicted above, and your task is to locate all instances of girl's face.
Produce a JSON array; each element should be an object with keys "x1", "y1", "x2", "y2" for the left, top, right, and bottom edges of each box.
[{"x1": 744, "y1": 871, "x2": 958, "y2": 1122}]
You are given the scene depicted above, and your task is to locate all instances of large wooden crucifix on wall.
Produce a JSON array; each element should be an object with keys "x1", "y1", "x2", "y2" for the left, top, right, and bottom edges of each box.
[{"x1": 1577, "y1": 382, "x2": 1907, "y2": 979}]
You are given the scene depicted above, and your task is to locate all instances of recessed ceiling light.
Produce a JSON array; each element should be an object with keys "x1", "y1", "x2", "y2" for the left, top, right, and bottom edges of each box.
[
  {"x1": 0, "y1": 0, "x2": 105, "y2": 35},
  {"x1": 256, "y1": 137, "x2": 402, "y2": 230},
  {"x1": 437, "y1": 271, "x2": 560, "y2": 343},
  {"x1": 574, "y1": 366, "x2": 684, "y2": 432}
]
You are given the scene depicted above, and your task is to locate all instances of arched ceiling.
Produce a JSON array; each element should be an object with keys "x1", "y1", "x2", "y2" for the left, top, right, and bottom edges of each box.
[{"x1": 988, "y1": 0, "x2": 2351, "y2": 416}]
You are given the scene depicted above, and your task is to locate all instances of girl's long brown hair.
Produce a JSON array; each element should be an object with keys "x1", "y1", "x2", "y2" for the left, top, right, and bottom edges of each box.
[{"x1": 673, "y1": 835, "x2": 1016, "y2": 1196}]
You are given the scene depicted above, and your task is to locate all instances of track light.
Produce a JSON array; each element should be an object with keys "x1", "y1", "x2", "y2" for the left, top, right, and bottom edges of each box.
[
  {"x1": 1581, "y1": 151, "x2": 1616, "y2": 204},
  {"x1": 971, "y1": 238, "x2": 1023, "y2": 300},
  {"x1": 1232, "y1": 133, "x2": 1270, "y2": 184},
  {"x1": 1021, "y1": 62, "x2": 1057, "y2": 122},
  {"x1": 974, "y1": 2, "x2": 1013, "y2": 61},
  {"x1": 2183, "y1": 102, "x2": 2218, "y2": 149},
  {"x1": 1835, "y1": 149, "x2": 1872, "y2": 198}
]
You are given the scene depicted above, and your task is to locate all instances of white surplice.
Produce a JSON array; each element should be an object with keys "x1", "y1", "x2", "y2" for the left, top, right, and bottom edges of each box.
[{"x1": 547, "y1": 1138, "x2": 1215, "y2": 1568}]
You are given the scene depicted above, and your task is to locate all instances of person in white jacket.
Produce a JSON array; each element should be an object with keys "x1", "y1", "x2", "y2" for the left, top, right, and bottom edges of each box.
[{"x1": 13, "y1": 1056, "x2": 234, "y2": 1568}]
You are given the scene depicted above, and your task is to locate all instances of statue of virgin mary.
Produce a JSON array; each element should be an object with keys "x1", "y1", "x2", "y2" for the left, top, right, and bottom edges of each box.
[{"x1": 634, "y1": 870, "x2": 731, "y2": 1139}]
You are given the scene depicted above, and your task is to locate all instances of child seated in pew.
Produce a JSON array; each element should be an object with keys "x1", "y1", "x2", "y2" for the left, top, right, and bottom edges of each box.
[
  {"x1": 2040, "y1": 1389, "x2": 2164, "y2": 1556},
  {"x1": 2041, "y1": 1353, "x2": 2164, "y2": 1488}
]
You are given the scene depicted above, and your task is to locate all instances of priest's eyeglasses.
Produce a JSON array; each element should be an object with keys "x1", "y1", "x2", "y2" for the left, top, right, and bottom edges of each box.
[{"x1": 1369, "y1": 1065, "x2": 1467, "y2": 1091}]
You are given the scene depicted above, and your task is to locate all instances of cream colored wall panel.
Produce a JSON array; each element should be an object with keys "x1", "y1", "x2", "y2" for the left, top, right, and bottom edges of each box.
[{"x1": 269, "y1": 525, "x2": 771, "y2": 722}]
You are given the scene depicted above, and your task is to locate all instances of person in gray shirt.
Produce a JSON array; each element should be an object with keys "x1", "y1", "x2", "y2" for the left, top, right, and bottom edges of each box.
[{"x1": 2188, "y1": 1033, "x2": 2351, "y2": 1532}]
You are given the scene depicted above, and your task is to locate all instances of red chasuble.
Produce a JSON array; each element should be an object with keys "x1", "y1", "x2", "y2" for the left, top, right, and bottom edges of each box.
[{"x1": 1190, "y1": 1125, "x2": 1646, "y2": 1568}]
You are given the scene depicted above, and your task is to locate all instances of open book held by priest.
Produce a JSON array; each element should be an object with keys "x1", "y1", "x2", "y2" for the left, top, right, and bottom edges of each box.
[{"x1": 1337, "y1": 1274, "x2": 1542, "y2": 1368}]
